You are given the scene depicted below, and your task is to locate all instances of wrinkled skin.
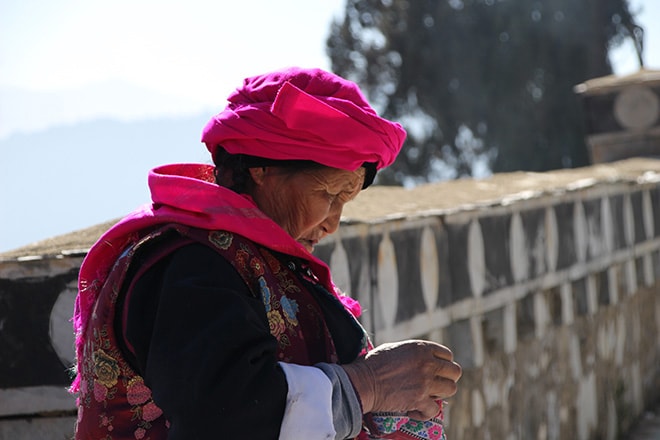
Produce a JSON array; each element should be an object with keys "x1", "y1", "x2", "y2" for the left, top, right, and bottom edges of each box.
[
  {"x1": 342, "y1": 340, "x2": 462, "y2": 420},
  {"x1": 249, "y1": 165, "x2": 365, "y2": 252}
]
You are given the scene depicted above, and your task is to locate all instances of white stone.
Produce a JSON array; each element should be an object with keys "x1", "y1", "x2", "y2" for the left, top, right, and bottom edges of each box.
[
  {"x1": 643, "y1": 254, "x2": 654, "y2": 287},
  {"x1": 623, "y1": 193, "x2": 634, "y2": 246},
  {"x1": 625, "y1": 260, "x2": 637, "y2": 296},
  {"x1": 468, "y1": 219, "x2": 485, "y2": 297},
  {"x1": 545, "y1": 207, "x2": 559, "y2": 272},
  {"x1": 601, "y1": 196, "x2": 614, "y2": 253},
  {"x1": 642, "y1": 189, "x2": 654, "y2": 238},
  {"x1": 586, "y1": 275, "x2": 598, "y2": 315},
  {"x1": 614, "y1": 314, "x2": 626, "y2": 366},
  {"x1": 576, "y1": 372, "x2": 597, "y2": 440},
  {"x1": 561, "y1": 282, "x2": 574, "y2": 325},
  {"x1": 569, "y1": 334, "x2": 583, "y2": 380},
  {"x1": 608, "y1": 266, "x2": 618, "y2": 305},
  {"x1": 377, "y1": 232, "x2": 398, "y2": 329},
  {"x1": 534, "y1": 292, "x2": 550, "y2": 339},
  {"x1": 470, "y1": 315, "x2": 485, "y2": 368},
  {"x1": 329, "y1": 238, "x2": 351, "y2": 295},
  {"x1": 471, "y1": 388, "x2": 485, "y2": 427},
  {"x1": 510, "y1": 212, "x2": 529, "y2": 282},
  {"x1": 504, "y1": 302, "x2": 517, "y2": 354},
  {"x1": 420, "y1": 226, "x2": 439, "y2": 310},
  {"x1": 482, "y1": 374, "x2": 501, "y2": 409},
  {"x1": 50, "y1": 283, "x2": 77, "y2": 368},
  {"x1": 574, "y1": 201, "x2": 588, "y2": 262},
  {"x1": 546, "y1": 392, "x2": 559, "y2": 440},
  {"x1": 596, "y1": 321, "x2": 615, "y2": 360}
]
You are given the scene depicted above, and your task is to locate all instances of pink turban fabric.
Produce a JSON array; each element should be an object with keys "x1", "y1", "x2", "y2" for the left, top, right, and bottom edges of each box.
[{"x1": 201, "y1": 67, "x2": 406, "y2": 171}]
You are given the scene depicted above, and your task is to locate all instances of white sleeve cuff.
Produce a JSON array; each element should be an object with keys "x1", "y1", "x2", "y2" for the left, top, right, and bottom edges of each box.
[{"x1": 278, "y1": 362, "x2": 336, "y2": 440}]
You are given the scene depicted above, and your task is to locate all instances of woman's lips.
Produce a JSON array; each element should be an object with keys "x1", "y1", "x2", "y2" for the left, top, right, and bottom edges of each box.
[{"x1": 299, "y1": 238, "x2": 319, "y2": 251}]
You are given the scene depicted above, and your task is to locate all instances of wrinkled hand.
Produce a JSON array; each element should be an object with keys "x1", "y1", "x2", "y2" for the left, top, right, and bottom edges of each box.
[{"x1": 341, "y1": 340, "x2": 461, "y2": 420}]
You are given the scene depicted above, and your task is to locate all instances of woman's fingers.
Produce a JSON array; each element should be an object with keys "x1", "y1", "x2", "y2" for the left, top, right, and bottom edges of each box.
[
  {"x1": 407, "y1": 399, "x2": 442, "y2": 421},
  {"x1": 434, "y1": 357, "x2": 462, "y2": 383},
  {"x1": 347, "y1": 340, "x2": 462, "y2": 415},
  {"x1": 429, "y1": 375, "x2": 459, "y2": 399}
]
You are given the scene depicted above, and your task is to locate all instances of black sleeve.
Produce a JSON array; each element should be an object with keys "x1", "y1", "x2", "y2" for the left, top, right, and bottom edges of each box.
[{"x1": 120, "y1": 242, "x2": 287, "y2": 439}]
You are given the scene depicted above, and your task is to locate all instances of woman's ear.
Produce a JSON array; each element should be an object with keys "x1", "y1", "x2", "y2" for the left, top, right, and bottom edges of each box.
[{"x1": 248, "y1": 167, "x2": 268, "y2": 186}]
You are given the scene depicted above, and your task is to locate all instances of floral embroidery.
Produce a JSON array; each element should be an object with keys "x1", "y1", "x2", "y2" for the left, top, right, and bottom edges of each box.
[
  {"x1": 365, "y1": 412, "x2": 445, "y2": 439},
  {"x1": 405, "y1": 419, "x2": 424, "y2": 432},
  {"x1": 263, "y1": 251, "x2": 281, "y2": 273},
  {"x1": 126, "y1": 377, "x2": 151, "y2": 406},
  {"x1": 267, "y1": 310, "x2": 286, "y2": 338},
  {"x1": 77, "y1": 226, "x2": 366, "y2": 439},
  {"x1": 142, "y1": 401, "x2": 163, "y2": 422},
  {"x1": 93, "y1": 349, "x2": 120, "y2": 387},
  {"x1": 82, "y1": 321, "x2": 168, "y2": 437},
  {"x1": 99, "y1": 413, "x2": 114, "y2": 432},
  {"x1": 275, "y1": 271, "x2": 300, "y2": 294},
  {"x1": 235, "y1": 248, "x2": 250, "y2": 270},
  {"x1": 208, "y1": 231, "x2": 233, "y2": 250},
  {"x1": 250, "y1": 257, "x2": 265, "y2": 276},
  {"x1": 280, "y1": 296, "x2": 299, "y2": 326},
  {"x1": 93, "y1": 380, "x2": 108, "y2": 402},
  {"x1": 258, "y1": 277, "x2": 272, "y2": 311},
  {"x1": 428, "y1": 423, "x2": 445, "y2": 440},
  {"x1": 278, "y1": 333, "x2": 291, "y2": 348}
]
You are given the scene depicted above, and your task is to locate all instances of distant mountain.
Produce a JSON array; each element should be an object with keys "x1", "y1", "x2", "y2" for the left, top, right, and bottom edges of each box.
[
  {"x1": 0, "y1": 80, "x2": 218, "y2": 140},
  {"x1": 0, "y1": 114, "x2": 214, "y2": 252}
]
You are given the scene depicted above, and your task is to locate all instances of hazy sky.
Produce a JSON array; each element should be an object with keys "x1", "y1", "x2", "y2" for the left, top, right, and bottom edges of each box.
[
  {"x1": 0, "y1": 0, "x2": 658, "y2": 251},
  {"x1": 1, "y1": 0, "x2": 657, "y2": 138},
  {"x1": 2, "y1": 1, "x2": 657, "y2": 89},
  {"x1": 0, "y1": 0, "x2": 345, "y2": 136}
]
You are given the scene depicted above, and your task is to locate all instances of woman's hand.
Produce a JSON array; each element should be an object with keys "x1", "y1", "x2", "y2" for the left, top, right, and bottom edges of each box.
[{"x1": 341, "y1": 340, "x2": 462, "y2": 420}]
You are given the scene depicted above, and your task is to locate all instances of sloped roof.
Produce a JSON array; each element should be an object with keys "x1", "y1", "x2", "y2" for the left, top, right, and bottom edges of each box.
[
  {"x1": 574, "y1": 68, "x2": 660, "y2": 95},
  {"x1": 1, "y1": 158, "x2": 659, "y2": 262}
]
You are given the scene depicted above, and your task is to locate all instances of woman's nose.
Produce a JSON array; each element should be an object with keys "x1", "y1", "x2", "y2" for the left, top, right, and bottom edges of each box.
[{"x1": 321, "y1": 206, "x2": 342, "y2": 235}]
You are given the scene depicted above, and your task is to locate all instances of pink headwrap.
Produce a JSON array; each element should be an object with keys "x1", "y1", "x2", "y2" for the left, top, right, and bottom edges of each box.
[{"x1": 201, "y1": 67, "x2": 406, "y2": 171}]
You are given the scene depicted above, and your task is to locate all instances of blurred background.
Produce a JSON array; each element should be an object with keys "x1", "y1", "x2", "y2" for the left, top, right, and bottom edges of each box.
[{"x1": 1, "y1": 0, "x2": 657, "y2": 252}]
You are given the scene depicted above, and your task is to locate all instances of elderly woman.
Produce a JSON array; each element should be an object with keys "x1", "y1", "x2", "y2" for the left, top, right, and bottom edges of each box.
[{"x1": 71, "y1": 67, "x2": 461, "y2": 440}]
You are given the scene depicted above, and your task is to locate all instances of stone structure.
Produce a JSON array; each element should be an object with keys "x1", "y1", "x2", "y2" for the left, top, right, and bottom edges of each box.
[
  {"x1": 575, "y1": 69, "x2": 660, "y2": 163},
  {"x1": 1, "y1": 158, "x2": 659, "y2": 439}
]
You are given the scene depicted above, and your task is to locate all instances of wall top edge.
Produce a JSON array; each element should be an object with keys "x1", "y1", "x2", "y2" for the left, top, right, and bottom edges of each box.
[
  {"x1": 342, "y1": 157, "x2": 660, "y2": 222},
  {"x1": 1, "y1": 158, "x2": 659, "y2": 262}
]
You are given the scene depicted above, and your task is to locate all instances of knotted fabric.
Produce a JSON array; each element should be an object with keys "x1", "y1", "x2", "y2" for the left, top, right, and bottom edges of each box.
[{"x1": 201, "y1": 67, "x2": 406, "y2": 171}]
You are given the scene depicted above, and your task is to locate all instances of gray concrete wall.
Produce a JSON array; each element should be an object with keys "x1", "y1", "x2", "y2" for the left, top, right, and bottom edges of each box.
[{"x1": 1, "y1": 158, "x2": 659, "y2": 439}]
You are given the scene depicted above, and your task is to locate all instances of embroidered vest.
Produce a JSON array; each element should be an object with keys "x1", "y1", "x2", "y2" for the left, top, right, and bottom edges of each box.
[{"x1": 75, "y1": 224, "x2": 368, "y2": 439}]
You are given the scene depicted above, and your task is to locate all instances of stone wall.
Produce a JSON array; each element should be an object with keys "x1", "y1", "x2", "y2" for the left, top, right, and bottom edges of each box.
[
  {"x1": 0, "y1": 254, "x2": 81, "y2": 438},
  {"x1": 1, "y1": 158, "x2": 659, "y2": 439},
  {"x1": 316, "y1": 159, "x2": 660, "y2": 440}
]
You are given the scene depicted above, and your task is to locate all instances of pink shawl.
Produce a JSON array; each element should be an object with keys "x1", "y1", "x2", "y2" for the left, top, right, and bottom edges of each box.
[{"x1": 71, "y1": 163, "x2": 361, "y2": 391}]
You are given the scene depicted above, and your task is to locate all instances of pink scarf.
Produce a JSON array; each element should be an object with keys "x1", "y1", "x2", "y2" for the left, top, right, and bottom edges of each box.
[{"x1": 71, "y1": 163, "x2": 361, "y2": 392}]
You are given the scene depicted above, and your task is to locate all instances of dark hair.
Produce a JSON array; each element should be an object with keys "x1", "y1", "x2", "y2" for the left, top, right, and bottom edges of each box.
[{"x1": 212, "y1": 146, "x2": 377, "y2": 193}]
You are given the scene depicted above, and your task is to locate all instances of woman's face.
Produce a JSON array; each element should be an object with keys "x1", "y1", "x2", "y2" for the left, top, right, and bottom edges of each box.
[{"x1": 249, "y1": 165, "x2": 365, "y2": 252}]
